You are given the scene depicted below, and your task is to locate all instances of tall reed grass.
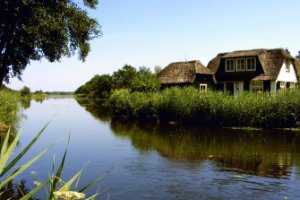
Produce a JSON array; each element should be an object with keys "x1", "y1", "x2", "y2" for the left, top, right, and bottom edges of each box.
[
  {"x1": 109, "y1": 87, "x2": 300, "y2": 128},
  {"x1": 0, "y1": 90, "x2": 19, "y2": 132}
]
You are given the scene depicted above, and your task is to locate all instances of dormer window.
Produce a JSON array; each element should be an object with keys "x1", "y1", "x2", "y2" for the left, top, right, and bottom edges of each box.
[
  {"x1": 246, "y1": 58, "x2": 256, "y2": 71},
  {"x1": 225, "y1": 57, "x2": 256, "y2": 72},
  {"x1": 236, "y1": 59, "x2": 246, "y2": 71},
  {"x1": 225, "y1": 59, "x2": 235, "y2": 72}
]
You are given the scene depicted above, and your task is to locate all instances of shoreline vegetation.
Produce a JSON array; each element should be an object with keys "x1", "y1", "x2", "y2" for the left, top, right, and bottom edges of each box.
[
  {"x1": 109, "y1": 87, "x2": 300, "y2": 129},
  {"x1": 74, "y1": 64, "x2": 300, "y2": 129},
  {"x1": 0, "y1": 88, "x2": 100, "y2": 199},
  {"x1": 0, "y1": 88, "x2": 19, "y2": 132}
]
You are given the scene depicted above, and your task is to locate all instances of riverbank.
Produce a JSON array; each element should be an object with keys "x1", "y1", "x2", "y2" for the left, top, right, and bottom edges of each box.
[
  {"x1": 0, "y1": 89, "x2": 20, "y2": 131},
  {"x1": 109, "y1": 87, "x2": 300, "y2": 128}
]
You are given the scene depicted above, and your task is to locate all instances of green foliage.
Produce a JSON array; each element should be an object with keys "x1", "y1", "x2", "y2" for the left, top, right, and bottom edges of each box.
[
  {"x1": 0, "y1": 89, "x2": 19, "y2": 131},
  {"x1": 75, "y1": 65, "x2": 160, "y2": 99},
  {"x1": 20, "y1": 86, "x2": 31, "y2": 97},
  {"x1": 112, "y1": 65, "x2": 138, "y2": 89},
  {"x1": 0, "y1": 0, "x2": 101, "y2": 85},
  {"x1": 0, "y1": 127, "x2": 49, "y2": 199},
  {"x1": 109, "y1": 87, "x2": 300, "y2": 128},
  {"x1": 75, "y1": 74, "x2": 113, "y2": 98},
  {"x1": 0, "y1": 126, "x2": 101, "y2": 199},
  {"x1": 154, "y1": 65, "x2": 162, "y2": 75},
  {"x1": 131, "y1": 66, "x2": 161, "y2": 92}
]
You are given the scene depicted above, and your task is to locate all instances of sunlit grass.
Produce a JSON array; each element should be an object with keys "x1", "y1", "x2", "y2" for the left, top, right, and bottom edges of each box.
[
  {"x1": 0, "y1": 89, "x2": 19, "y2": 132},
  {"x1": 109, "y1": 87, "x2": 300, "y2": 128}
]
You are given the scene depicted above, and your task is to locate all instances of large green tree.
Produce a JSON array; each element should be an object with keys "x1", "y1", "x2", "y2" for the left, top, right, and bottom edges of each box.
[{"x1": 0, "y1": 0, "x2": 101, "y2": 86}]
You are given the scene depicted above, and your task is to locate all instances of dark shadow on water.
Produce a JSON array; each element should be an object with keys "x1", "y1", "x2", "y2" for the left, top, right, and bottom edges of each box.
[
  {"x1": 0, "y1": 180, "x2": 39, "y2": 200},
  {"x1": 75, "y1": 98, "x2": 111, "y2": 122},
  {"x1": 72, "y1": 98, "x2": 300, "y2": 179},
  {"x1": 110, "y1": 121, "x2": 300, "y2": 179}
]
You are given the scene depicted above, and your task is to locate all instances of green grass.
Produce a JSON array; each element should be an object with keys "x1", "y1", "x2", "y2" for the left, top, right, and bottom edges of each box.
[
  {"x1": 109, "y1": 87, "x2": 300, "y2": 128},
  {"x1": 0, "y1": 89, "x2": 20, "y2": 132}
]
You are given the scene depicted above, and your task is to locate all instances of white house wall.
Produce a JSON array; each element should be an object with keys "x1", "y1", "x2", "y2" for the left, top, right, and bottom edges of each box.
[{"x1": 276, "y1": 61, "x2": 298, "y2": 82}]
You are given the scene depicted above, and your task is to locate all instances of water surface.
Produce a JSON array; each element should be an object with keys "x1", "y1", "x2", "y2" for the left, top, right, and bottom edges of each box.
[{"x1": 14, "y1": 97, "x2": 300, "y2": 199}]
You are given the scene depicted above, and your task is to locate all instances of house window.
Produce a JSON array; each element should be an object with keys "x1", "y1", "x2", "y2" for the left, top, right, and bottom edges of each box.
[
  {"x1": 280, "y1": 81, "x2": 286, "y2": 89},
  {"x1": 250, "y1": 81, "x2": 263, "y2": 92},
  {"x1": 225, "y1": 59, "x2": 235, "y2": 72},
  {"x1": 199, "y1": 84, "x2": 207, "y2": 92},
  {"x1": 236, "y1": 58, "x2": 245, "y2": 71},
  {"x1": 246, "y1": 58, "x2": 256, "y2": 71}
]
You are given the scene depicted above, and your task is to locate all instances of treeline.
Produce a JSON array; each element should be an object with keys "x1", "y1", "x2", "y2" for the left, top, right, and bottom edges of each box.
[
  {"x1": 75, "y1": 65, "x2": 160, "y2": 98},
  {"x1": 109, "y1": 87, "x2": 300, "y2": 129}
]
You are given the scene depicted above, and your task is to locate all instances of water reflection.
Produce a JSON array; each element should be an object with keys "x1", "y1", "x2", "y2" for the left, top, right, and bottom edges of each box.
[
  {"x1": 20, "y1": 98, "x2": 31, "y2": 110},
  {"x1": 0, "y1": 180, "x2": 38, "y2": 200},
  {"x1": 75, "y1": 98, "x2": 111, "y2": 122},
  {"x1": 111, "y1": 121, "x2": 300, "y2": 179}
]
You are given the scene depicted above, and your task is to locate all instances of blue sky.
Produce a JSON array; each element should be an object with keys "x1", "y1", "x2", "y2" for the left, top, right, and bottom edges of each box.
[{"x1": 8, "y1": 0, "x2": 300, "y2": 91}]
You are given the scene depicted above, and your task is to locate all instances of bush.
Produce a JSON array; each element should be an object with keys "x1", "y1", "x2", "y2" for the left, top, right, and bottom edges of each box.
[{"x1": 20, "y1": 86, "x2": 31, "y2": 97}]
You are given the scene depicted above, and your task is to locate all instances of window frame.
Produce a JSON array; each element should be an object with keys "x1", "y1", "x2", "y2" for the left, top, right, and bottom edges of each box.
[
  {"x1": 199, "y1": 84, "x2": 207, "y2": 92},
  {"x1": 280, "y1": 81, "x2": 286, "y2": 89},
  {"x1": 225, "y1": 59, "x2": 235, "y2": 72},
  {"x1": 246, "y1": 57, "x2": 256, "y2": 71},
  {"x1": 250, "y1": 80, "x2": 263, "y2": 92},
  {"x1": 236, "y1": 58, "x2": 246, "y2": 71}
]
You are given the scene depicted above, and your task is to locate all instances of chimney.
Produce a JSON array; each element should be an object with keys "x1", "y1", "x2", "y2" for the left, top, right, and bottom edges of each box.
[{"x1": 297, "y1": 51, "x2": 300, "y2": 59}]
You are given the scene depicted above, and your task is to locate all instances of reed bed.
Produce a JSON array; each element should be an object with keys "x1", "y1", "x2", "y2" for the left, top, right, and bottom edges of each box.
[
  {"x1": 0, "y1": 90, "x2": 19, "y2": 132},
  {"x1": 109, "y1": 87, "x2": 300, "y2": 128}
]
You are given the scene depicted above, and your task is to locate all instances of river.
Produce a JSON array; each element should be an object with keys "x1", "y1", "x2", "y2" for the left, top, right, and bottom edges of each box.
[{"x1": 13, "y1": 97, "x2": 300, "y2": 199}]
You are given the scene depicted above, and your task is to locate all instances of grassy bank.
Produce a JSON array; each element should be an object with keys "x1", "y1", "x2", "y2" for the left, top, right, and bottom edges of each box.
[
  {"x1": 0, "y1": 89, "x2": 20, "y2": 131},
  {"x1": 109, "y1": 87, "x2": 300, "y2": 128}
]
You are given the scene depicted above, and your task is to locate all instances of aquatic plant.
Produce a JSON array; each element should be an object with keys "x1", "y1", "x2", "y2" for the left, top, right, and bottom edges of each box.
[
  {"x1": 109, "y1": 87, "x2": 300, "y2": 128},
  {"x1": 0, "y1": 126, "x2": 101, "y2": 199}
]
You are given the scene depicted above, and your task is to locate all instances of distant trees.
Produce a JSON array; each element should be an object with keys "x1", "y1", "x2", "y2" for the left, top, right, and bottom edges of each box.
[
  {"x1": 75, "y1": 65, "x2": 160, "y2": 98},
  {"x1": 0, "y1": 0, "x2": 101, "y2": 86},
  {"x1": 20, "y1": 86, "x2": 31, "y2": 97},
  {"x1": 154, "y1": 65, "x2": 162, "y2": 75},
  {"x1": 76, "y1": 74, "x2": 113, "y2": 99}
]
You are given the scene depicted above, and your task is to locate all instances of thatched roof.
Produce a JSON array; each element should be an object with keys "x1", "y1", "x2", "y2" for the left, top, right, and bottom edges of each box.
[
  {"x1": 207, "y1": 48, "x2": 295, "y2": 81},
  {"x1": 295, "y1": 59, "x2": 300, "y2": 80},
  {"x1": 157, "y1": 60, "x2": 212, "y2": 84}
]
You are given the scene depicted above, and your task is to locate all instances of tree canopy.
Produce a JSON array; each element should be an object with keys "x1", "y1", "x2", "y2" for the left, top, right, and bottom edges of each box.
[
  {"x1": 75, "y1": 65, "x2": 160, "y2": 98},
  {"x1": 0, "y1": 0, "x2": 101, "y2": 86}
]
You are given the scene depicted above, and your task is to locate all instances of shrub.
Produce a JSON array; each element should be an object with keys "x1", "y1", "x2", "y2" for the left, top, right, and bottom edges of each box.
[{"x1": 20, "y1": 86, "x2": 31, "y2": 97}]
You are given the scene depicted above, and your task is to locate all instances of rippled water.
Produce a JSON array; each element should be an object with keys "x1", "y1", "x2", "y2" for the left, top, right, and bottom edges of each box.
[{"x1": 13, "y1": 97, "x2": 300, "y2": 199}]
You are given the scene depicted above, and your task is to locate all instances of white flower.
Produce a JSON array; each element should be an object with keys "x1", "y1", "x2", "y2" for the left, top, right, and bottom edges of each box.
[{"x1": 53, "y1": 191, "x2": 85, "y2": 200}]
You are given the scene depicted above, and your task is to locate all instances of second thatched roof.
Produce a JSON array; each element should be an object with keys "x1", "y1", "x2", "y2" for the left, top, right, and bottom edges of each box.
[
  {"x1": 207, "y1": 48, "x2": 295, "y2": 81},
  {"x1": 157, "y1": 60, "x2": 212, "y2": 84}
]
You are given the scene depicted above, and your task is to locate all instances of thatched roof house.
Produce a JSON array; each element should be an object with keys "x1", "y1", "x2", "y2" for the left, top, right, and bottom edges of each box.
[
  {"x1": 207, "y1": 48, "x2": 298, "y2": 94},
  {"x1": 157, "y1": 60, "x2": 214, "y2": 89}
]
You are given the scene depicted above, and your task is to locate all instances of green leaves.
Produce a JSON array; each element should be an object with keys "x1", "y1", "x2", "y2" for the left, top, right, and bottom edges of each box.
[
  {"x1": 0, "y1": 0, "x2": 101, "y2": 85},
  {"x1": 0, "y1": 126, "x2": 49, "y2": 197},
  {"x1": 0, "y1": 124, "x2": 103, "y2": 199}
]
